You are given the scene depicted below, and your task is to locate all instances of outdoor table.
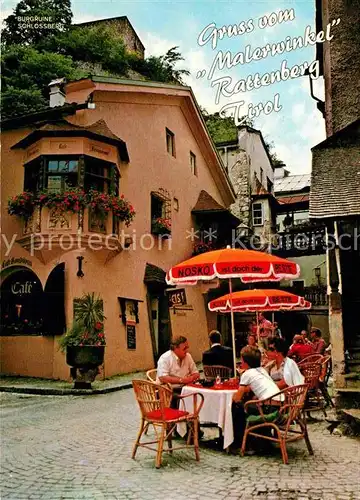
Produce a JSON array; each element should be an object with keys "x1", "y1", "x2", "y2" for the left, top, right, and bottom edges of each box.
[{"x1": 177, "y1": 383, "x2": 238, "y2": 449}]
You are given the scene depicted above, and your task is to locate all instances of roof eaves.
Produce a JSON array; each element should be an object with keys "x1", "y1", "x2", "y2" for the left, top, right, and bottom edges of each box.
[{"x1": 0, "y1": 102, "x2": 89, "y2": 131}]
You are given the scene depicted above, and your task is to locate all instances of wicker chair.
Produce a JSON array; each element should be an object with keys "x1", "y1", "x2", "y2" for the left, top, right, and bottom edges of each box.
[
  {"x1": 297, "y1": 354, "x2": 323, "y2": 365},
  {"x1": 132, "y1": 379, "x2": 204, "y2": 468},
  {"x1": 203, "y1": 365, "x2": 232, "y2": 381},
  {"x1": 146, "y1": 369, "x2": 157, "y2": 382},
  {"x1": 241, "y1": 384, "x2": 313, "y2": 464},
  {"x1": 299, "y1": 362, "x2": 326, "y2": 416}
]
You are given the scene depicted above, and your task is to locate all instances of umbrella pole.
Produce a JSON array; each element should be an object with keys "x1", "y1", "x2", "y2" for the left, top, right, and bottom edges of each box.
[
  {"x1": 256, "y1": 310, "x2": 260, "y2": 344},
  {"x1": 229, "y1": 278, "x2": 237, "y2": 377}
]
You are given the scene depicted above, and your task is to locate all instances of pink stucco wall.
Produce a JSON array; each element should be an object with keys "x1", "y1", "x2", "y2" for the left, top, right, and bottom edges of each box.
[{"x1": 1, "y1": 80, "x2": 234, "y2": 379}]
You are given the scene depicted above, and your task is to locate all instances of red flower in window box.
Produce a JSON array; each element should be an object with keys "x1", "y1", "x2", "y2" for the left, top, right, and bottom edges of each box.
[{"x1": 152, "y1": 217, "x2": 171, "y2": 235}]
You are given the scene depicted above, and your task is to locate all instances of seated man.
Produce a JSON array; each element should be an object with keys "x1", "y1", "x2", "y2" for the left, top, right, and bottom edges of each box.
[
  {"x1": 288, "y1": 334, "x2": 314, "y2": 361},
  {"x1": 157, "y1": 336, "x2": 202, "y2": 438},
  {"x1": 265, "y1": 338, "x2": 304, "y2": 389},
  {"x1": 157, "y1": 335, "x2": 200, "y2": 397},
  {"x1": 310, "y1": 328, "x2": 326, "y2": 354},
  {"x1": 202, "y1": 330, "x2": 233, "y2": 373},
  {"x1": 231, "y1": 346, "x2": 282, "y2": 450}
]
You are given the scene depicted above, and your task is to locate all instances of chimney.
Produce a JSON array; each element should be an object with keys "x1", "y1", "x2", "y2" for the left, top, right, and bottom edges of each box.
[{"x1": 48, "y1": 78, "x2": 66, "y2": 108}]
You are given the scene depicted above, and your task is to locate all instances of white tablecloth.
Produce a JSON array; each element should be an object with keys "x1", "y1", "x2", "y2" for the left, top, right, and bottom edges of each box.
[{"x1": 178, "y1": 385, "x2": 237, "y2": 449}]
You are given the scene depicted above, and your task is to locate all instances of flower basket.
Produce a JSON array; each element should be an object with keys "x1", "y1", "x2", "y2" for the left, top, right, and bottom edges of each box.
[
  {"x1": 8, "y1": 190, "x2": 136, "y2": 227},
  {"x1": 151, "y1": 218, "x2": 171, "y2": 236}
]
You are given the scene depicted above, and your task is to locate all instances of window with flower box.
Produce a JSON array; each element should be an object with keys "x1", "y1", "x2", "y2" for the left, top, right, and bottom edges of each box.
[
  {"x1": 151, "y1": 190, "x2": 171, "y2": 236},
  {"x1": 23, "y1": 156, "x2": 119, "y2": 196}
]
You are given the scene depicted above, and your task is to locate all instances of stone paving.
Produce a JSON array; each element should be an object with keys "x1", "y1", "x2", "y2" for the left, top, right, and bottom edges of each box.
[{"x1": 1, "y1": 390, "x2": 360, "y2": 500}]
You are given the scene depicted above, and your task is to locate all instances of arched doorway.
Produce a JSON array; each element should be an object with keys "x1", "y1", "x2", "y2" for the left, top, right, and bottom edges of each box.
[
  {"x1": 0, "y1": 267, "x2": 44, "y2": 335},
  {"x1": 43, "y1": 263, "x2": 66, "y2": 335}
]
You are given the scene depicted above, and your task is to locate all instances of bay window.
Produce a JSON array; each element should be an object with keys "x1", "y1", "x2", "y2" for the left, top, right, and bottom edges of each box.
[{"x1": 23, "y1": 155, "x2": 119, "y2": 195}]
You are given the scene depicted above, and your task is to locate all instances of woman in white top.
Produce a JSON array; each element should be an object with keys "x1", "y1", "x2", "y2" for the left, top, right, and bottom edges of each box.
[{"x1": 265, "y1": 337, "x2": 304, "y2": 389}]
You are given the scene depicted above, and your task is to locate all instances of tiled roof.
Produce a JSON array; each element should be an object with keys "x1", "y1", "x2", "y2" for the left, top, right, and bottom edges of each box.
[
  {"x1": 277, "y1": 194, "x2": 310, "y2": 205},
  {"x1": 192, "y1": 190, "x2": 226, "y2": 212},
  {"x1": 274, "y1": 174, "x2": 311, "y2": 194},
  {"x1": 310, "y1": 120, "x2": 360, "y2": 219},
  {"x1": 11, "y1": 119, "x2": 129, "y2": 162}
]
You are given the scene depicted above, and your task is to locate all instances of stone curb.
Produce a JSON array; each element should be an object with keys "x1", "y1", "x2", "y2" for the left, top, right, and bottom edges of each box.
[{"x1": 0, "y1": 382, "x2": 133, "y2": 396}]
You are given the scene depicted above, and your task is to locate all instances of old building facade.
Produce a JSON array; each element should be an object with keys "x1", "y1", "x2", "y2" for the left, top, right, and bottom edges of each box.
[
  {"x1": 0, "y1": 77, "x2": 236, "y2": 380},
  {"x1": 274, "y1": 166, "x2": 329, "y2": 342},
  {"x1": 310, "y1": 0, "x2": 360, "y2": 408},
  {"x1": 217, "y1": 126, "x2": 276, "y2": 250}
]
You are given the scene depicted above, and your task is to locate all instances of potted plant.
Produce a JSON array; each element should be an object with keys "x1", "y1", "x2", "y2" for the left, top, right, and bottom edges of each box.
[
  {"x1": 58, "y1": 292, "x2": 106, "y2": 389},
  {"x1": 151, "y1": 217, "x2": 171, "y2": 235}
]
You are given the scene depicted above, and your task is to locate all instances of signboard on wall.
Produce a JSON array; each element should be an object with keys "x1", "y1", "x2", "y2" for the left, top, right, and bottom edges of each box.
[
  {"x1": 126, "y1": 322, "x2": 136, "y2": 350},
  {"x1": 167, "y1": 288, "x2": 187, "y2": 307}
]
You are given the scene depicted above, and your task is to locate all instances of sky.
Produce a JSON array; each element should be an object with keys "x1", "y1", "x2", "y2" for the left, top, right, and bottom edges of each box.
[{"x1": 1, "y1": 0, "x2": 327, "y2": 173}]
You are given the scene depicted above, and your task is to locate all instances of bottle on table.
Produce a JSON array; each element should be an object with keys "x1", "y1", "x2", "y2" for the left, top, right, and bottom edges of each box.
[{"x1": 215, "y1": 375, "x2": 221, "y2": 385}]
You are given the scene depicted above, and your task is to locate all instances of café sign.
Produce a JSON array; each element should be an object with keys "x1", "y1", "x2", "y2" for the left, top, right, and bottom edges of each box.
[{"x1": 11, "y1": 281, "x2": 33, "y2": 295}]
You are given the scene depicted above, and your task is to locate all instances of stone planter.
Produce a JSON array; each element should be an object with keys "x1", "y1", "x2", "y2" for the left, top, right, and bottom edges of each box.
[{"x1": 66, "y1": 346, "x2": 105, "y2": 389}]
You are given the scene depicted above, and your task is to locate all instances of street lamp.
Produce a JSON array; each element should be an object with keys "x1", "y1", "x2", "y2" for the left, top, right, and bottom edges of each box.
[{"x1": 314, "y1": 267, "x2": 321, "y2": 286}]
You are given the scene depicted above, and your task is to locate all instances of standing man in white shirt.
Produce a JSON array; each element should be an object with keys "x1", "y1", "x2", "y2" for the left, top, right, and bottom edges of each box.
[{"x1": 157, "y1": 336, "x2": 200, "y2": 389}]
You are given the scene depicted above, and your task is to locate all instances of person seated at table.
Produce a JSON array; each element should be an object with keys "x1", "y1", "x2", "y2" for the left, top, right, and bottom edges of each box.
[
  {"x1": 231, "y1": 346, "x2": 282, "y2": 451},
  {"x1": 247, "y1": 334, "x2": 258, "y2": 347},
  {"x1": 264, "y1": 338, "x2": 304, "y2": 389},
  {"x1": 310, "y1": 327, "x2": 326, "y2": 354},
  {"x1": 157, "y1": 335, "x2": 200, "y2": 399},
  {"x1": 301, "y1": 329, "x2": 312, "y2": 345},
  {"x1": 202, "y1": 330, "x2": 233, "y2": 374},
  {"x1": 287, "y1": 334, "x2": 314, "y2": 361},
  {"x1": 157, "y1": 336, "x2": 203, "y2": 439}
]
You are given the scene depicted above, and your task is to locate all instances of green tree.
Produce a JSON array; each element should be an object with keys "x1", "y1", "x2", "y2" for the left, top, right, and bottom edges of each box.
[
  {"x1": 263, "y1": 140, "x2": 285, "y2": 167},
  {"x1": 1, "y1": 0, "x2": 72, "y2": 47},
  {"x1": 201, "y1": 109, "x2": 253, "y2": 144},
  {"x1": 41, "y1": 25, "x2": 130, "y2": 76},
  {"x1": 1, "y1": 45, "x2": 86, "y2": 118},
  {"x1": 132, "y1": 46, "x2": 190, "y2": 84}
]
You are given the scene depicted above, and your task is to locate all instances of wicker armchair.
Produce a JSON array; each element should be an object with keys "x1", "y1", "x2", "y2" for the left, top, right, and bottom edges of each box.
[
  {"x1": 241, "y1": 384, "x2": 313, "y2": 464},
  {"x1": 297, "y1": 354, "x2": 323, "y2": 365},
  {"x1": 132, "y1": 379, "x2": 204, "y2": 468},
  {"x1": 203, "y1": 365, "x2": 232, "y2": 381},
  {"x1": 146, "y1": 369, "x2": 157, "y2": 382},
  {"x1": 299, "y1": 362, "x2": 326, "y2": 416}
]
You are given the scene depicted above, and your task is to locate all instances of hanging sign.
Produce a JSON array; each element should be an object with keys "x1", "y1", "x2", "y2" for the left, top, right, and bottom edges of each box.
[
  {"x1": 126, "y1": 322, "x2": 136, "y2": 350},
  {"x1": 167, "y1": 288, "x2": 187, "y2": 307}
]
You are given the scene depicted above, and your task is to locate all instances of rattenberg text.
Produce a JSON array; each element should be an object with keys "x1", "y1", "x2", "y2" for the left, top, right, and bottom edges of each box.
[{"x1": 212, "y1": 59, "x2": 319, "y2": 105}]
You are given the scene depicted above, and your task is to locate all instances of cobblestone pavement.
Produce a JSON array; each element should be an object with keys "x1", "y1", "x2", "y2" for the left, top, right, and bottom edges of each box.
[{"x1": 1, "y1": 390, "x2": 359, "y2": 500}]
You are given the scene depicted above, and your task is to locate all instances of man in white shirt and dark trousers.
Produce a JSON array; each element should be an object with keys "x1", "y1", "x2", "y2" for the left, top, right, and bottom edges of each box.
[
  {"x1": 157, "y1": 336, "x2": 202, "y2": 439},
  {"x1": 157, "y1": 335, "x2": 200, "y2": 407},
  {"x1": 231, "y1": 345, "x2": 281, "y2": 452}
]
